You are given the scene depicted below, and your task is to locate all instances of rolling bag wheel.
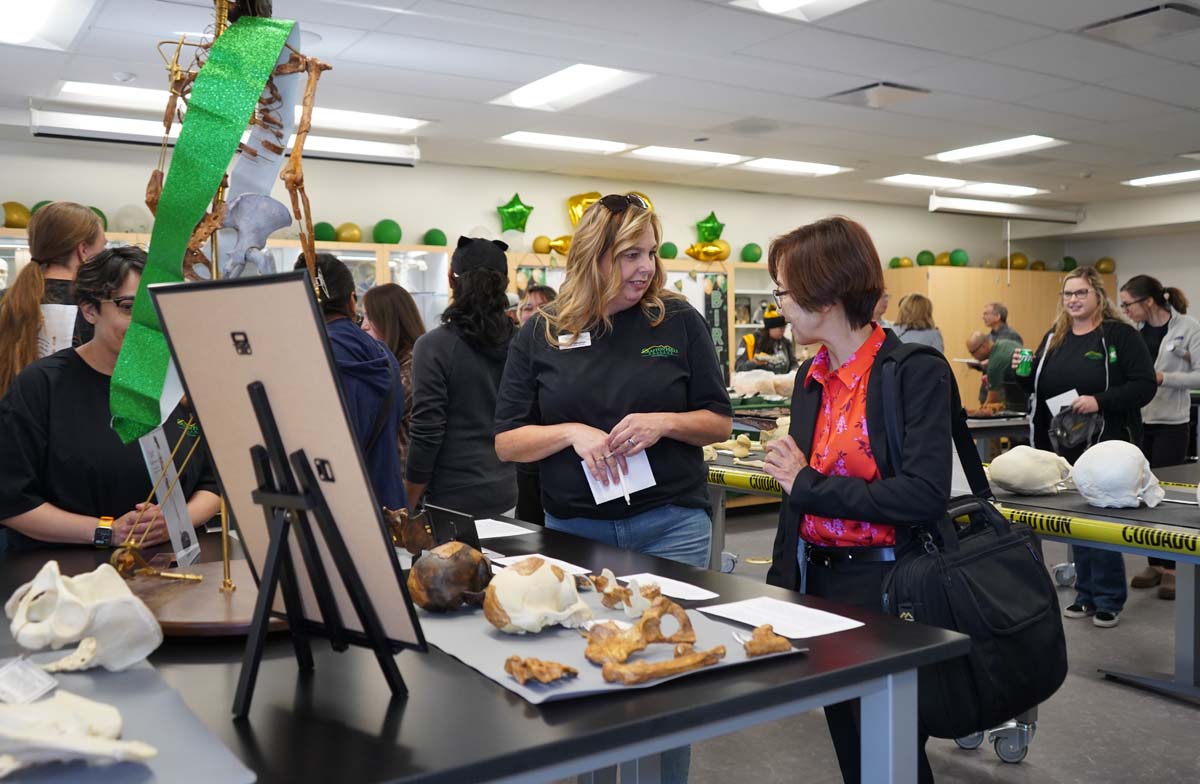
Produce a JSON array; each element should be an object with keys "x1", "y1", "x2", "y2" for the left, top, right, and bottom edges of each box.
[
  {"x1": 954, "y1": 732, "x2": 985, "y2": 750},
  {"x1": 1052, "y1": 562, "x2": 1076, "y2": 587}
]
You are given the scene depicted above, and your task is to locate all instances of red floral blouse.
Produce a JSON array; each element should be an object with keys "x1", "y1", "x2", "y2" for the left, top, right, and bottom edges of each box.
[{"x1": 800, "y1": 325, "x2": 895, "y2": 547}]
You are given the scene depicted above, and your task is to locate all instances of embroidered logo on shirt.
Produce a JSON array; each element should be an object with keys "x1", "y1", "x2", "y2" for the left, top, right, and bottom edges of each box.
[
  {"x1": 640, "y1": 345, "x2": 679, "y2": 358},
  {"x1": 1084, "y1": 350, "x2": 1104, "y2": 361}
]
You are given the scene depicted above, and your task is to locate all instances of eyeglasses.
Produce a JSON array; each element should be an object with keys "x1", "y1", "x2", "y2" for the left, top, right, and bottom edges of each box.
[
  {"x1": 598, "y1": 193, "x2": 649, "y2": 213},
  {"x1": 772, "y1": 288, "x2": 790, "y2": 304},
  {"x1": 1119, "y1": 296, "x2": 1147, "y2": 311},
  {"x1": 1061, "y1": 289, "x2": 1092, "y2": 300},
  {"x1": 102, "y1": 296, "x2": 136, "y2": 314}
]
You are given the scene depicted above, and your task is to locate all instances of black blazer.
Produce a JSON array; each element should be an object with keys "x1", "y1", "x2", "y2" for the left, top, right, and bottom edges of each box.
[{"x1": 766, "y1": 332, "x2": 954, "y2": 591}]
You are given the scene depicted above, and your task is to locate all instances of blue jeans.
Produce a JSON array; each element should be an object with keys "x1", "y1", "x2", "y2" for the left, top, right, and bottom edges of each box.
[
  {"x1": 1074, "y1": 544, "x2": 1127, "y2": 613},
  {"x1": 544, "y1": 504, "x2": 712, "y2": 568}
]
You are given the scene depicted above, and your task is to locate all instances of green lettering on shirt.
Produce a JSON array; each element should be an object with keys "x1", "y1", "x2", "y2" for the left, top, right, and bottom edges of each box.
[
  {"x1": 641, "y1": 345, "x2": 680, "y2": 358},
  {"x1": 1084, "y1": 350, "x2": 1104, "y2": 361}
]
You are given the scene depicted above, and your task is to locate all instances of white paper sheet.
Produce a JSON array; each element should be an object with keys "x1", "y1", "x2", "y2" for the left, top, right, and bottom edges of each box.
[
  {"x1": 492, "y1": 553, "x2": 591, "y2": 575},
  {"x1": 698, "y1": 596, "x2": 863, "y2": 639},
  {"x1": 582, "y1": 450, "x2": 657, "y2": 505},
  {"x1": 618, "y1": 573, "x2": 719, "y2": 601},
  {"x1": 475, "y1": 518, "x2": 537, "y2": 539},
  {"x1": 138, "y1": 425, "x2": 200, "y2": 566},
  {"x1": 1044, "y1": 388, "x2": 1079, "y2": 416}
]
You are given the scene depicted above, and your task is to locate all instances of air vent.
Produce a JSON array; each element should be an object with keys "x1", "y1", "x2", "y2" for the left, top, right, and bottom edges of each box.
[
  {"x1": 826, "y1": 82, "x2": 930, "y2": 109},
  {"x1": 1082, "y1": 4, "x2": 1200, "y2": 46}
]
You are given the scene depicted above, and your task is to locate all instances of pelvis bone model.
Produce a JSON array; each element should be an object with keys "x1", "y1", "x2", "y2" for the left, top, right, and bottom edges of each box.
[
  {"x1": 5, "y1": 562, "x2": 163, "y2": 672},
  {"x1": 0, "y1": 691, "x2": 156, "y2": 779}
]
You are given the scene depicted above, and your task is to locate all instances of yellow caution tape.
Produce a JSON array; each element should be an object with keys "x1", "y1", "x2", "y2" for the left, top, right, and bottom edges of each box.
[
  {"x1": 998, "y1": 505, "x2": 1200, "y2": 557},
  {"x1": 707, "y1": 466, "x2": 783, "y2": 496}
]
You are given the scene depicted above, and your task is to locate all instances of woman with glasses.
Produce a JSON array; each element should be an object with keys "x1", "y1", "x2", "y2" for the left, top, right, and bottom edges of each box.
[
  {"x1": 1012, "y1": 266, "x2": 1156, "y2": 628},
  {"x1": 1118, "y1": 275, "x2": 1200, "y2": 600},
  {"x1": 0, "y1": 247, "x2": 220, "y2": 552},
  {"x1": 495, "y1": 193, "x2": 731, "y2": 567},
  {"x1": 761, "y1": 216, "x2": 952, "y2": 784}
]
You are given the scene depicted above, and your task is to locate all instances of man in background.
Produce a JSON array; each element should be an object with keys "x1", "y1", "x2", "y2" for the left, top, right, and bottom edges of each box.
[
  {"x1": 966, "y1": 331, "x2": 1027, "y2": 415},
  {"x1": 983, "y1": 301, "x2": 1022, "y2": 345}
]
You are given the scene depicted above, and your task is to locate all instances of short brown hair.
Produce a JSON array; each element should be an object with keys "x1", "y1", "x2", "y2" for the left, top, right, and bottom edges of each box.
[{"x1": 767, "y1": 216, "x2": 883, "y2": 330}]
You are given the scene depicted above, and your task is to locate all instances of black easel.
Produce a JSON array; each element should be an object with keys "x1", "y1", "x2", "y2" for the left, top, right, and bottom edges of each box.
[{"x1": 232, "y1": 381, "x2": 406, "y2": 718}]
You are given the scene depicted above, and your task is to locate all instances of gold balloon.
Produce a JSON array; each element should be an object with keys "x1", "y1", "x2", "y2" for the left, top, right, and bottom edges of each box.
[
  {"x1": 898, "y1": 256, "x2": 913, "y2": 268},
  {"x1": 685, "y1": 241, "x2": 724, "y2": 261},
  {"x1": 532, "y1": 235, "x2": 552, "y2": 254},
  {"x1": 3, "y1": 201, "x2": 31, "y2": 229},
  {"x1": 567, "y1": 192, "x2": 601, "y2": 227},
  {"x1": 1030, "y1": 260, "x2": 1046, "y2": 271},
  {"x1": 1009, "y1": 252, "x2": 1029, "y2": 270},
  {"x1": 548, "y1": 235, "x2": 572, "y2": 255},
  {"x1": 1096, "y1": 257, "x2": 1116, "y2": 273},
  {"x1": 335, "y1": 222, "x2": 362, "y2": 243},
  {"x1": 713, "y1": 239, "x2": 731, "y2": 261},
  {"x1": 982, "y1": 258, "x2": 995, "y2": 268},
  {"x1": 935, "y1": 251, "x2": 951, "y2": 266}
]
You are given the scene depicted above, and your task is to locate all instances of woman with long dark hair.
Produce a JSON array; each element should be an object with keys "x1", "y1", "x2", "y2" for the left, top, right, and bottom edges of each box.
[
  {"x1": 1118, "y1": 275, "x2": 1200, "y2": 599},
  {"x1": 404, "y1": 237, "x2": 516, "y2": 516},
  {"x1": 362, "y1": 283, "x2": 426, "y2": 468}
]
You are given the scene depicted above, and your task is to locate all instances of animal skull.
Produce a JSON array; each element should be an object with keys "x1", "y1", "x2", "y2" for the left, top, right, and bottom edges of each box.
[
  {"x1": 0, "y1": 690, "x2": 157, "y2": 778},
  {"x1": 987, "y1": 445, "x2": 1072, "y2": 495},
  {"x1": 1072, "y1": 441, "x2": 1164, "y2": 509},
  {"x1": 5, "y1": 562, "x2": 163, "y2": 673},
  {"x1": 483, "y1": 556, "x2": 593, "y2": 634}
]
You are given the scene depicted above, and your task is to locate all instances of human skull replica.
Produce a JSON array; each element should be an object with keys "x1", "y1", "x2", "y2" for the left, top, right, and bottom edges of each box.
[
  {"x1": 5, "y1": 562, "x2": 163, "y2": 673},
  {"x1": 483, "y1": 556, "x2": 593, "y2": 634},
  {"x1": 987, "y1": 445, "x2": 1072, "y2": 495},
  {"x1": 1072, "y1": 441, "x2": 1164, "y2": 509},
  {"x1": 0, "y1": 690, "x2": 157, "y2": 778}
]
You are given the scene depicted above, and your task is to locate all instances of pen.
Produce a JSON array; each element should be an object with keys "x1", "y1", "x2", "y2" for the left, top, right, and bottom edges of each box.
[{"x1": 618, "y1": 468, "x2": 631, "y2": 505}]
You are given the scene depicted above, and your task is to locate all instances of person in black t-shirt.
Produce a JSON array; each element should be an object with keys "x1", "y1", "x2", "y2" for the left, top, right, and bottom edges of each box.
[
  {"x1": 513, "y1": 284, "x2": 557, "y2": 526},
  {"x1": 0, "y1": 247, "x2": 221, "y2": 552},
  {"x1": 495, "y1": 193, "x2": 732, "y2": 570},
  {"x1": 0, "y1": 201, "x2": 106, "y2": 398},
  {"x1": 1013, "y1": 267, "x2": 1156, "y2": 628}
]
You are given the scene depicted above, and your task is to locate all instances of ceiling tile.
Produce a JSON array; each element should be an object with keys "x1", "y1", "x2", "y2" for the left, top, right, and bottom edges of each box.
[
  {"x1": 1059, "y1": 110, "x2": 1200, "y2": 154},
  {"x1": 887, "y1": 93, "x2": 1090, "y2": 133},
  {"x1": 980, "y1": 32, "x2": 1171, "y2": 83},
  {"x1": 324, "y1": 60, "x2": 520, "y2": 104},
  {"x1": 90, "y1": 0, "x2": 216, "y2": 37},
  {"x1": 1103, "y1": 63, "x2": 1200, "y2": 110},
  {"x1": 906, "y1": 59, "x2": 1080, "y2": 102},
  {"x1": 821, "y1": 0, "x2": 1049, "y2": 56},
  {"x1": 939, "y1": 0, "x2": 1154, "y2": 31},
  {"x1": 1134, "y1": 29, "x2": 1200, "y2": 63},
  {"x1": 1018, "y1": 84, "x2": 1179, "y2": 122},
  {"x1": 342, "y1": 32, "x2": 571, "y2": 84},
  {"x1": 270, "y1": 0, "x2": 409, "y2": 30},
  {"x1": 735, "y1": 25, "x2": 956, "y2": 79}
]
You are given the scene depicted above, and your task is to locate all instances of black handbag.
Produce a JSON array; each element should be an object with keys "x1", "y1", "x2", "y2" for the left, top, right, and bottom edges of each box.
[{"x1": 879, "y1": 344, "x2": 1069, "y2": 739}]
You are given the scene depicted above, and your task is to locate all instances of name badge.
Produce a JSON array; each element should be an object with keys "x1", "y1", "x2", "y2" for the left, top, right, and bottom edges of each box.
[{"x1": 558, "y1": 332, "x2": 591, "y2": 350}]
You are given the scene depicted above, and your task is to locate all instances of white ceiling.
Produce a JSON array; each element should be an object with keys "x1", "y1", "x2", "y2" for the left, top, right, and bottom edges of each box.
[{"x1": 2, "y1": 0, "x2": 1200, "y2": 207}]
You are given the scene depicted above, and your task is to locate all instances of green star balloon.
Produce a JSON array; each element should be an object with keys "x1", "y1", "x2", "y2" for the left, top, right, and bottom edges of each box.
[
  {"x1": 498, "y1": 193, "x2": 533, "y2": 232},
  {"x1": 696, "y1": 211, "x2": 724, "y2": 243}
]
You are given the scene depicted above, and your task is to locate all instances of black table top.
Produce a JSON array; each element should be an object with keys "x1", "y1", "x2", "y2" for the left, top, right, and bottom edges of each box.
[
  {"x1": 1154, "y1": 462, "x2": 1200, "y2": 486},
  {"x1": 0, "y1": 527, "x2": 969, "y2": 784}
]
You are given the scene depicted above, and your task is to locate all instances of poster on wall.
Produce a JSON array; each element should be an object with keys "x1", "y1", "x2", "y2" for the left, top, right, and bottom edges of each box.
[
  {"x1": 516, "y1": 266, "x2": 566, "y2": 295},
  {"x1": 704, "y1": 273, "x2": 730, "y2": 384}
]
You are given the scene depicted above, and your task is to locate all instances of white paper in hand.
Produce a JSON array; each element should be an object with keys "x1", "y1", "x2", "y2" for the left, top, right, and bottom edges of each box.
[
  {"x1": 699, "y1": 597, "x2": 863, "y2": 639},
  {"x1": 581, "y1": 451, "x2": 656, "y2": 505}
]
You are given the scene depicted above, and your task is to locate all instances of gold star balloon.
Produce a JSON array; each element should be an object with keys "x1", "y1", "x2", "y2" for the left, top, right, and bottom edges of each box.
[{"x1": 498, "y1": 193, "x2": 534, "y2": 232}]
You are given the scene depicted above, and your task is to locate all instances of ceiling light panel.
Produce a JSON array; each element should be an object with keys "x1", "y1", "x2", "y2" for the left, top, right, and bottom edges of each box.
[
  {"x1": 1124, "y1": 169, "x2": 1200, "y2": 187},
  {"x1": 491, "y1": 64, "x2": 646, "y2": 112},
  {"x1": 931, "y1": 134, "x2": 1066, "y2": 163},
  {"x1": 626, "y1": 146, "x2": 748, "y2": 166},
  {"x1": 0, "y1": 0, "x2": 92, "y2": 50},
  {"x1": 881, "y1": 173, "x2": 966, "y2": 189},
  {"x1": 499, "y1": 131, "x2": 630, "y2": 154},
  {"x1": 954, "y1": 182, "x2": 1045, "y2": 197},
  {"x1": 741, "y1": 158, "x2": 850, "y2": 176},
  {"x1": 729, "y1": 0, "x2": 873, "y2": 23}
]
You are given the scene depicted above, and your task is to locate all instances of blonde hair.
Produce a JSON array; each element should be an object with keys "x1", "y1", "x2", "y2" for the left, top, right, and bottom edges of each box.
[
  {"x1": 0, "y1": 202, "x2": 103, "y2": 397},
  {"x1": 542, "y1": 197, "x2": 673, "y2": 347},
  {"x1": 896, "y1": 292, "x2": 935, "y2": 330},
  {"x1": 1048, "y1": 266, "x2": 1124, "y2": 353}
]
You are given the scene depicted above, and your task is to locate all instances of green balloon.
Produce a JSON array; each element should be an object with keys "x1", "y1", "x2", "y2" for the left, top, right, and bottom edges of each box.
[
  {"x1": 423, "y1": 228, "x2": 447, "y2": 246},
  {"x1": 949, "y1": 248, "x2": 969, "y2": 266},
  {"x1": 1062, "y1": 256, "x2": 1078, "y2": 271},
  {"x1": 90, "y1": 206, "x2": 107, "y2": 231},
  {"x1": 660, "y1": 242, "x2": 678, "y2": 259},
  {"x1": 31, "y1": 200, "x2": 52, "y2": 215},
  {"x1": 888, "y1": 257, "x2": 901, "y2": 269},
  {"x1": 740, "y1": 243, "x2": 762, "y2": 263},
  {"x1": 314, "y1": 222, "x2": 336, "y2": 242},
  {"x1": 916, "y1": 249, "x2": 935, "y2": 266},
  {"x1": 372, "y1": 218, "x2": 402, "y2": 244}
]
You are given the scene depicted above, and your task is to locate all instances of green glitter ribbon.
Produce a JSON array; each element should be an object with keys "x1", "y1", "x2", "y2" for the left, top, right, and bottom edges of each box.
[{"x1": 110, "y1": 17, "x2": 294, "y2": 443}]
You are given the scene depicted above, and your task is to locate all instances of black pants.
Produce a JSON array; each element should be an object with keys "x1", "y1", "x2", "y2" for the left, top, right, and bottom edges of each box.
[
  {"x1": 805, "y1": 556, "x2": 935, "y2": 784},
  {"x1": 1141, "y1": 423, "x2": 1189, "y2": 569},
  {"x1": 514, "y1": 467, "x2": 544, "y2": 525}
]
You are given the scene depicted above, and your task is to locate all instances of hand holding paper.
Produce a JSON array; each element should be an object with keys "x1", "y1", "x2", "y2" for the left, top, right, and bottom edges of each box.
[{"x1": 582, "y1": 451, "x2": 656, "y2": 506}]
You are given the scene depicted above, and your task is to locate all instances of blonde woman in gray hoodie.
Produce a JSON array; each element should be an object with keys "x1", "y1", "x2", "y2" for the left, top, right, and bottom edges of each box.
[{"x1": 1119, "y1": 275, "x2": 1200, "y2": 600}]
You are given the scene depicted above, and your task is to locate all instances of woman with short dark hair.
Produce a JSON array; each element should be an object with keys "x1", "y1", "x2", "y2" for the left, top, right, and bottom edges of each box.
[
  {"x1": 362, "y1": 283, "x2": 426, "y2": 468},
  {"x1": 762, "y1": 216, "x2": 953, "y2": 783}
]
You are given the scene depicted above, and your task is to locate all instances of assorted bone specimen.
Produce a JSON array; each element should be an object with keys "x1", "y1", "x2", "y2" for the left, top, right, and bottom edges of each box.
[
  {"x1": 1072, "y1": 441, "x2": 1165, "y2": 509},
  {"x1": 741, "y1": 624, "x2": 792, "y2": 658},
  {"x1": 0, "y1": 691, "x2": 157, "y2": 779},
  {"x1": 484, "y1": 557, "x2": 593, "y2": 634},
  {"x1": 987, "y1": 445, "x2": 1072, "y2": 496},
  {"x1": 503, "y1": 656, "x2": 578, "y2": 686},
  {"x1": 584, "y1": 596, "x2": 696, "y2": 665},
  {"x1": 709, "y1": 434, "x2": 759, "y2": 459},
  {"x1": 602, "y1": 645, "x2": 726, "y2": 685},
  {"x1": 702, "y1": 445, "x2": 717, "y2": 462},
  {"x1": 383, "y1": 507, "x2": 434, "y2": 556},
  {"x1": 758, "y1": 416, "x2": 791, "y2": 446},
  {"x1": 733, "y1": 458, "x2": 766, "y2": 469},
  {"x1": 406, "y1": 542, "x2": 492, "y2": 612},
  {"x1": 5, "y1": 562, "x2": 163, "y2": 672},
  {"x1": 589, "y1": 569, "x2": 660, "y2": 618}
]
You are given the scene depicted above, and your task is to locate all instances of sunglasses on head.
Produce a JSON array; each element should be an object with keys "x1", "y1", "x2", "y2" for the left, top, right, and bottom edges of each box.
[{"x1": 598, "y1": 193, "x2": 649, "y2": 213}]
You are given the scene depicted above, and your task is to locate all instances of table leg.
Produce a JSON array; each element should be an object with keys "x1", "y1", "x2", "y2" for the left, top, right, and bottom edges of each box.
[
  {"x1": 708, "y1": 485, "x2": 725, "y2": 572},
  {"x1": 1101, "y1": 560, "x2": 1200, "y2": 701},
  {"x1": 619, "y1": 753, "x2": 662, "y2": 784},
  {"x1": 577, "y1": 767, "x2": 617, "y2": 784},
  {"x1": 859, "y1": 669, "x2": 917, "y2": 784}
]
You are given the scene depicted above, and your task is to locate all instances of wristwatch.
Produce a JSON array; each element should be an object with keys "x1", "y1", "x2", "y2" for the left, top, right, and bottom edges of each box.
[{"x1": 93, "y1": 516, "x2": 114, "y2": 548}]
